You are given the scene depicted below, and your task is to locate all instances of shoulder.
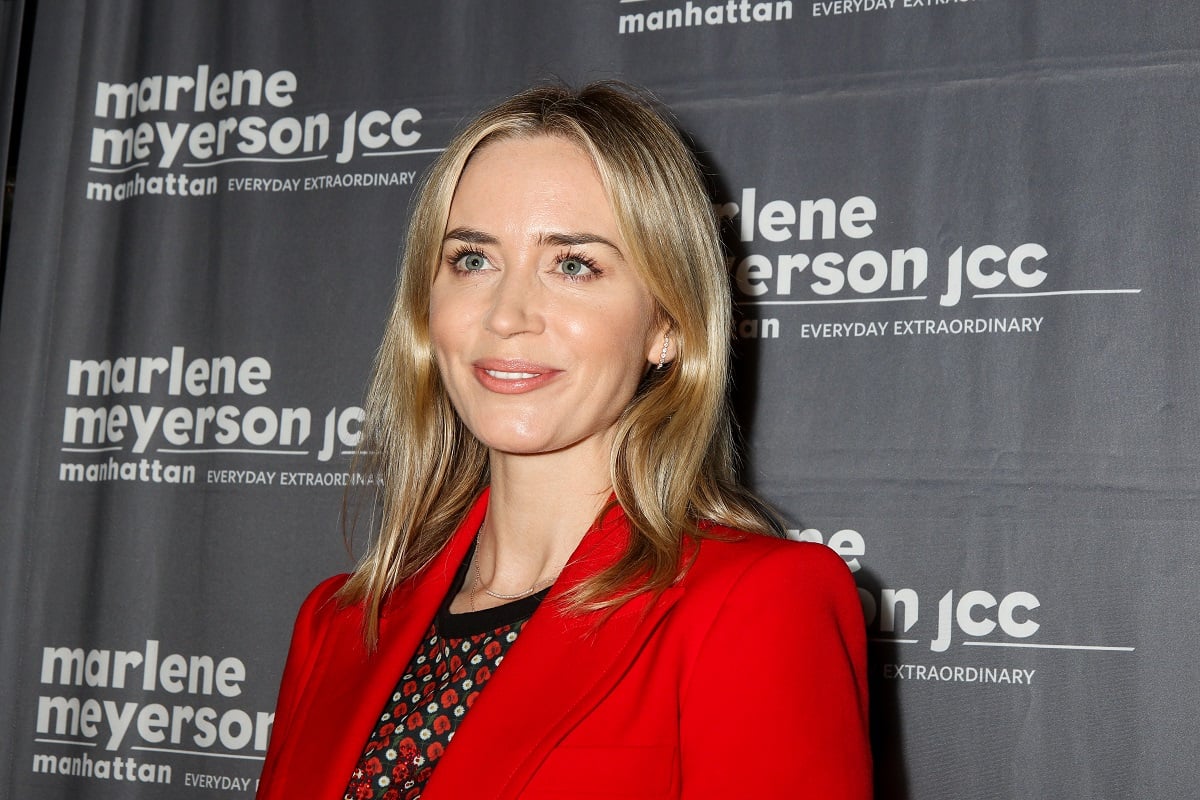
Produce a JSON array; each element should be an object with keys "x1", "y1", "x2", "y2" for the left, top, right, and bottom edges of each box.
[
  {"x1": 301, "y1": 573, "x2": 353, "y2": 613},
  {"x1": 290, "y1": 573, "x2": 355, "y2": 642},
  {"x1": 683, "y1": 527, "x2": 857, "y2": 605},
  {"x1": 667, "y1": 528, "x2": 864, "y2": 666},
  {"x1": 673, "y1": 528, "x2": 868, "y2": 726}
]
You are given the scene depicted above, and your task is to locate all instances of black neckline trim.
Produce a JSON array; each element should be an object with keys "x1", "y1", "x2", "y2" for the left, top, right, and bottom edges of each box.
[{"x1": 435, "y1": 538, "x2": 550, "y2": 638}]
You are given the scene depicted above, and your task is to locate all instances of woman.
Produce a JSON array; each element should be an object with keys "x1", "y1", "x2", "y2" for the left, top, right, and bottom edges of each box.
[{"x1": 257, "y1": 82, "x2": 870, "y2": 800}]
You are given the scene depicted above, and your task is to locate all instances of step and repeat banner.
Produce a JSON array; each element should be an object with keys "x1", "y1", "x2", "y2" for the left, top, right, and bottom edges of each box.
[{"x1": 2, "y1": 2, "x2": 1197, "y2": 798}]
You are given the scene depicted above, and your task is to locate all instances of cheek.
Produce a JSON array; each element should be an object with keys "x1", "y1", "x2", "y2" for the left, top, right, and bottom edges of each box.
[
  {"x1": 621, "y1": 296, "x2": 658, "y2": 361},
  {"x1": 565, "y1": 309, "x2": 637, "y2": 361},
  {"x1": 428, "y1": 289, "x2": 466, "y2": 363},
  {"x1": 427, "y1": 307, "x2": 448, "y2": 354},
  {"x1": 576, "y1": 306, "x2": 656, "y2": 381}
]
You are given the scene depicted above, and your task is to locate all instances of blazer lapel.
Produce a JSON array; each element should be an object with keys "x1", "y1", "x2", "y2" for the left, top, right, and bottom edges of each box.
[
  {"x1": 423, "y1": 506, "x2": 684, "y2": 800},
  {"x1": 282, "y1": 491, "x2": 489, "y2": 800}
]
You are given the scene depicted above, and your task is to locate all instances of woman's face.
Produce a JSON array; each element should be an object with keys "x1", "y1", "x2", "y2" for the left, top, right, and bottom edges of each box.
[{"x1": 429, "y1": 135, "x2": 661, "y2": 461}]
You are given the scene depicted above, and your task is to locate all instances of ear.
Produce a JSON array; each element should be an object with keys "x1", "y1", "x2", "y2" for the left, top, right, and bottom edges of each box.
[{"x1": 646, "y1": 327, "x2": 674, "y2": 369}]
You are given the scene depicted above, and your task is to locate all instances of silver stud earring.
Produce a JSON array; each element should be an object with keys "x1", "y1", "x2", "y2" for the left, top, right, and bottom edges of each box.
[{"x1": 657, "y1": 333, "x2": 671, "y2": 370}]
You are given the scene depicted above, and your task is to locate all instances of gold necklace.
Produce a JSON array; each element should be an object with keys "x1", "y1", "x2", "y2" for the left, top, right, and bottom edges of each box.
[{"x1": 470, "y1": 528, "x2": 560, "y2": 611}]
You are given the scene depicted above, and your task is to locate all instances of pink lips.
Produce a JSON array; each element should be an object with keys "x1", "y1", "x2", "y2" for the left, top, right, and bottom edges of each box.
[{"x1": 472, "y1": 359, "x2": 562, "y2": 394}]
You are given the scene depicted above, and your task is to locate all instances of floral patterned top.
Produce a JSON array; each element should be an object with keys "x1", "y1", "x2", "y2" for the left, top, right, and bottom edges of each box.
[{"x1": 344, "y1": 542, "x2": 548, "y2": 800}]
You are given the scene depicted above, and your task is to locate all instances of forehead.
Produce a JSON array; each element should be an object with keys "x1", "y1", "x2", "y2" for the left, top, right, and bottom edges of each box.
[{"x1": 447, "y1": 135, "x2": 618, "y2": 234}]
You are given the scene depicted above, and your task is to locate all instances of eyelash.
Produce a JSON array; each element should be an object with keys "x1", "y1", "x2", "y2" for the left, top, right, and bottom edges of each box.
[
  {"x1": 443, "y1": 246, "x2": 602, "y2": 281},
  {"x1": 445, "y1": 246, "x2": 488, "y2": 274},
  {"x1": 554, "y1": 249, "x2": 601, "y2": 281}
]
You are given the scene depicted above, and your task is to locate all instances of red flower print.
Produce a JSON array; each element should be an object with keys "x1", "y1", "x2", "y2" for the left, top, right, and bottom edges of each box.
[
  {"x1": 406, "y1": 712, "x2": 424, "y2": 730},
  {"x1": 398, "y1": 738, "x2": 418, "y2": 758},
  {"x1": 364, "y1": 756, "x2": 383, "y2": 776},
  {"x1": 484, "y1": 640, "x2": 502, "y2": 658},
  {"x1": 402, "y1": 680, "x2": 418, "y2": 696},
  {"x1": 428, "y1": 742, "x2": 445, "y2": 760},
  {"x1": 476, "y1": 666, "x2": 491, "y2": 682},
  {"x1": 440, "y1": 689, "x2": 459, "y2": 706},
  {"x1": 433, "y1": 715, "x2": 451, "y2": 734},
  {"x1": 355, "y1": 783, "x2": 373, "y2": 800},
  {"x1": 465, "y1": 691, "x2": 480, "y2": 708},
  {"x1": 382, "y1": 789, "x2": 400, "y2": 800},
  {"x1": 379, "y1": 722, "x2": 395, "y2": 737},
  {"x1": 392, "y1": 762, "x2": 410, "y2": 781}
]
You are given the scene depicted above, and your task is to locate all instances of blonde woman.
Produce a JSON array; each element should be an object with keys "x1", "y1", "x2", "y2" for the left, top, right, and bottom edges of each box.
[{"x1": 257, "y1": 82, "x2": 870, "y2": 800}]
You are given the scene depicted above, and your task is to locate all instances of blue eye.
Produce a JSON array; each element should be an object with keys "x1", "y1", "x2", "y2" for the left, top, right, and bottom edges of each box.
[
  {"x1": 558, "y1": 256, "x2": 594, "y2": 277},
  {"x1": 457, "y1": 252, "x2": 489, "y2": 271}
]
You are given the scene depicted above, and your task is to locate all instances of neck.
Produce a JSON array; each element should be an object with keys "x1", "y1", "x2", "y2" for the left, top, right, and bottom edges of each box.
[{"x1": 479, "y1": 443, "x2": 612, "y2": 594}]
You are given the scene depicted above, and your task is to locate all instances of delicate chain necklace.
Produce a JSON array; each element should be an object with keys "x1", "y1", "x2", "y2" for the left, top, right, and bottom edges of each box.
[{"x1": 469, "y1": 527, "x2": 561, "y2": 611}]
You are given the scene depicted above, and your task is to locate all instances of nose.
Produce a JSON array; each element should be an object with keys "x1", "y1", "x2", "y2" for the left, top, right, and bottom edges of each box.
[{"x1": 483, "y1": 264, "x2": 545, "y2": 338}]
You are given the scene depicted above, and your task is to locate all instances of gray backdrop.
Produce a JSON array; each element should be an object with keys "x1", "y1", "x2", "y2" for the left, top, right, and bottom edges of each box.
[{"x1": 1, "y1": 1, "x2": 1197, "y2": 798}]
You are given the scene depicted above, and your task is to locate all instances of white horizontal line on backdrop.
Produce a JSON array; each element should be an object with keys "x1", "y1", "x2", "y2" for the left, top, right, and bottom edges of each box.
[
  {"x1": 35, "y1": 738, "x2": 97, "y2": 747},
  {"x1": 363, "y1": 147, "x2": 447, "y2": 157},
  {"x1": 88, "y1": 163, "x2": 150, "y2": 173},
  {"x1": 738, "y1": 289, "x2": 1141, "y2": 306},
  {"x1": 130, "y1": 745, "x2": 264, "y2": 761},
  {"x1": 737, "y1": 295, "x2": 927, "y2": 306},
  {"x1": 963, "y1": 641, "x2": 1135, "y2": 652},
  {"x1": 156, "y1": 448, "x2": 309, "y2": 455},
  {"x1": 972, "y1": 288, "x2": 1142, "y2": 299},
  {"x1": 182, "y1": 154, "x2": 328, "y2": 167}
]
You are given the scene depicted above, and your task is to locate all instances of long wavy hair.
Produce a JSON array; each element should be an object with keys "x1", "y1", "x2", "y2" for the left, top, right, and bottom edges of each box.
[{"x1": 338, "y1": 82, "x2": 781, "y2": 645}]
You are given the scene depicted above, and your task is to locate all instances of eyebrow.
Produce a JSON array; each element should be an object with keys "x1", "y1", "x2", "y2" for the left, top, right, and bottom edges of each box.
[
  {"x1": 443, "y1": 227, "x2": 499, "y2": 246},
  {"x1": 443, "y1": 227, "x2": 625, "y2": 260}
]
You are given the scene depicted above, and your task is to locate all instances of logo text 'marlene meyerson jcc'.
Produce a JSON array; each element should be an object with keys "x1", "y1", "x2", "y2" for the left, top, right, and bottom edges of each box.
[
  {"x1": 717, "y1": 187, "x2": 1050, "y2": 307},
  {"x1": 89, "y1": 64, "x2": 423, "y2": 170}
]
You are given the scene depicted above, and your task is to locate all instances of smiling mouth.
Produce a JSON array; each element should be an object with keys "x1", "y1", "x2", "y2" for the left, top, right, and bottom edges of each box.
[
  {"x1": 473, "y1": 362, "x2": 559, "y2": 394},
  {"x1": 485, "y1": 369, "x2": 540, "y2": 380}
]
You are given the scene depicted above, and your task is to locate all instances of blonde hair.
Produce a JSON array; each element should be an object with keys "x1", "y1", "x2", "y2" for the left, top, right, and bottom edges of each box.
[{"x1": 339, "y1": 82, "x2": 780, "y2": 644}]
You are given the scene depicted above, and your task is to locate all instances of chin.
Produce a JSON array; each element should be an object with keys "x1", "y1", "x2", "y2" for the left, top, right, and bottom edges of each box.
[
  {"x1": 475, "y1": 427, "x2": 600, "y2": 459},
  {"x1": 469, "y1": 427, "x2": 557, "y2": 456}
]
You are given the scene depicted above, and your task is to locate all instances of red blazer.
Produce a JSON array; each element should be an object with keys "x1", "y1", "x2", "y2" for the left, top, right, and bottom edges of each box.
[{"x1": 257, "y1": 492, "x2": 871, "y2": 799}]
